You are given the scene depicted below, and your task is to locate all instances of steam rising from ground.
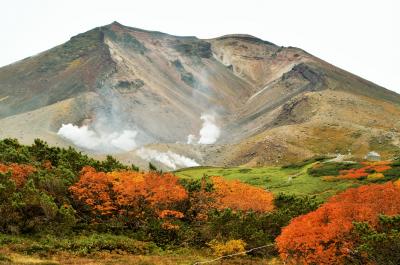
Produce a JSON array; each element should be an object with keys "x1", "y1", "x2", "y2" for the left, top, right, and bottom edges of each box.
[
  {"x1": 55, "y1": 79, "x2": 206, "y2": 169},
  {"x1": 187, "y1": 113, "x2": 221, "y2": 144},
  {"x1": 57, "y1": 83, "x2": 144, "y2": 153},
  {"x1": 186, "y1": 134, "x2": 197, "y2": 144},
  {"x1": 198, "y1": 114, "x2": 220, "y2": 144},
  {"x1": 57, "y1": 124, "x2": 137, "y2": 152},
  {"x1": 136, "y1": 148, "x2": 200, "y2": 170},
  {"x1": 58, "y1": 124, "x2": 201, "y2": 169}
]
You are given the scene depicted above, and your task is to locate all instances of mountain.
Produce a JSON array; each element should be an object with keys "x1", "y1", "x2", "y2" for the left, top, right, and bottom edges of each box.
[{"x1": 1, "y1": 21, "x2": 400, "y2": 169}]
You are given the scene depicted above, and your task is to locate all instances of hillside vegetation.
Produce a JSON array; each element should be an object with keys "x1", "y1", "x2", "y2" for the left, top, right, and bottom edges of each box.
[
  {"x1": 1, "y1": 138, "x2": 400, "y2": 264},
  {"x1": 176, "y1": 163, "x2": 352, "y2": 200}
]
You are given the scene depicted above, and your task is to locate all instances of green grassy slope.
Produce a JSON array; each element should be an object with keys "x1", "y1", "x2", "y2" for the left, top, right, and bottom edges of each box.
[{"x1": 175, "y1": 164, "x2": 357, "y2": 200}]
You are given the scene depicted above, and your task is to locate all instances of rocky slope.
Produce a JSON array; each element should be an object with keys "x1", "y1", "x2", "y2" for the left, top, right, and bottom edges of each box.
[{"x1": 1, "y1": 22, "x2": 399, "y2": 169}]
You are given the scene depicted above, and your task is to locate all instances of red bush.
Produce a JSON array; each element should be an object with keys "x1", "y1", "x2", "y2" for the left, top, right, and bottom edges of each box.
[
  {"x1": 70, "y1": 167, "x2": 188, "y2": 219},
  {"x1": 0, "y1": 163, "x2": 36, "y2": 187},
  {"x1": 276, "y1": 182, "x2": 400, "y2": 264},
  {"x1": 211, "y1": 176, "x2": 274, "y2": 213}
]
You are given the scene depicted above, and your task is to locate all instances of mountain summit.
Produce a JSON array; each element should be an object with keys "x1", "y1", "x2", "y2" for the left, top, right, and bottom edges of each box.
[{"x1": 1, "y1": 22, "x2": 399, "y2": 168}]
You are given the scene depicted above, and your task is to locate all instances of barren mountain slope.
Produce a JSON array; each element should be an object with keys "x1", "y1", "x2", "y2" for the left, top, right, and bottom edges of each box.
[
  {"x1": 220, "y1": 89, "x2": 400, "y2": 166},
  {"x1": 1, "y1": 22, "x2": 399, "y2": 168}
]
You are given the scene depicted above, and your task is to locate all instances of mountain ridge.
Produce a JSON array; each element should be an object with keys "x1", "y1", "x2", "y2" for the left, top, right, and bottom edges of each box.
[{"x1": 1, "y1": 21, "x2": 399, "y2": 169}]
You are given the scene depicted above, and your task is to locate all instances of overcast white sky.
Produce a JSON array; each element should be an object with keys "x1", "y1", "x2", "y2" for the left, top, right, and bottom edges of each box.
[{"x1": 2, "y1": 0, "x2": 399, "y2": 92}]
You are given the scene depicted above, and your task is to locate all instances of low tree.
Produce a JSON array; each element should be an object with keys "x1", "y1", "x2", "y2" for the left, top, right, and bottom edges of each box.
[
  {"x1": 70, "y1": 167, "x2": 188, "y2": 229},
  {"x1": 276, "y1": 182, "x2": 400, "y2": 265},
  {"x1": 210, "y1": 176, "x2": 274, "y2": 213},
  {"x1": 0, "y1": 163, "x2": 36, "y2": 188},
  {"x1": 349, "y1": 214, "x2": 400, "y2": 264}
]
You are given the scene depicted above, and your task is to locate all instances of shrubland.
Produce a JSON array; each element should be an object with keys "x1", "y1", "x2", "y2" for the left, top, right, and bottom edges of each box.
[{"x1": 1, "y1": 138, "x2": 400, "y2": 264}]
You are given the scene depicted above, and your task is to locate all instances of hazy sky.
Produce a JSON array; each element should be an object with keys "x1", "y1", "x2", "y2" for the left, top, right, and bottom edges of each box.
[{"x1": 2, "y1": 0, "x2": 399, "y2": 92}]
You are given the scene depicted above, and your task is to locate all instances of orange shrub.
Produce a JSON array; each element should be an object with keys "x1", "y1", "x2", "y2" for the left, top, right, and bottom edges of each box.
[
  {"x1": 69, "y1": 166, "x2": 117, "y2": 215},
  {"x1": 140, "y1": 172, "x2": 188, "y2": 207},
  {"x1": 210, "y1": 176, "x2": 274, "y2": 213},
  {"x1": 373, "y1": 165, "x2": 392, "y2": 172},
  {"x1": 159, "y1": 210, "x2": 184, "y2": 219},
  {"x1": 338, "y1": 168, "x2": 368, "y2": 180},
  {"x1": 0, "y1": 163, "x2": 36, "y2": 187},
  {"x1": 70, "y1": 167, "x2": 188, "y2": 220},
  {"x1": 276, "y1": 182, "x2": 400, "y2": 265},
  {"x1": 335, "y1": 162, "x2": 391, "y2": 180}
]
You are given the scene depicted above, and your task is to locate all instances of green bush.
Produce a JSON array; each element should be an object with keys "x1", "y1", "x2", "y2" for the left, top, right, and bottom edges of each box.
[
  {"x1": 179, "y1": 178, "x2": 213, "y2": 192},
  {"x1": 0, "y1": 171, "x2": 24, "y2": 233},
  {"x1": 0, "y1": 138, "x2": 132, "y2": 175},
  {"x1": 382, "y1": 166, "x2": 400, "y2": 180},
  {"x1": 62, "y1": 234, "x2": 158, "y2": 254},
  {"x1": 307, "y1": 162, "x2": 362, "y2": 177},
  {"x1": 149, "y1": 162, "x2": 157, "y2": 171},
  {"x1": 2, "y1": 234, "x2": 159, "y2": 255},
  {"x1": 349, "y1": 215, "x2": 400, "y2": 264},
  {"x1": 142, "y1": 218, "x2": 185, "y2": 247},
  {"x1": 0, "y1": 138, "x2": 30, "y2": 163},
  {"x1": 199, "y1": 194, "x2": 321, "y2": 257}
]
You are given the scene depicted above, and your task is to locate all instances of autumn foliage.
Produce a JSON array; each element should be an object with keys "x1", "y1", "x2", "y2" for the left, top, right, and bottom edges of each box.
[
  {"x1": 315, "y1": 161, "x2": 393, "y2": 181},
  {"x1": 0, "y1": 163, "x2": 36, "y2": 187},
  {"x1": 207, "y1": 239, "x2": 247, "y2": 256},
  {"x1": 211, "y1": 176, "x2": 274, "y2": 212},
  {"x1": 70, "y1": 166, "x2": 188, "y2": 227},
  {"x1": 5, "y1": 138, "x2": 400, "y2": 261},
  {"x1": 70, "y1": 169, "x2": 275, "y2": 227},
  {"x1": 276, "y1": 182, "x2": 400, "y2": 265},
  {"x1": 69, "y1": 167, "x2": 276, "y2": 233},
  {"x1": 335, "y1": 161, "x2": 392, "y2": 180}
]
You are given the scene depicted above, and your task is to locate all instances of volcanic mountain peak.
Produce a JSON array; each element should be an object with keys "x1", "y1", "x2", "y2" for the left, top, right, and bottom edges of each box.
[{"x1": 1, "y1": 22, "x2": 400, "y2": 169}]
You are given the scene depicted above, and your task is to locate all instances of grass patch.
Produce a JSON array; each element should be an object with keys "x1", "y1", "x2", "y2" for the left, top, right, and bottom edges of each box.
[
  {"x1": 175, "y1": 163, "x2": 355, "y2": 200},
  {"x1": 0, "y1": 233, "x2": 159, "y2": 256},
  {"x1": 282, "y1": 156, "x2": 329, "y2": 169}
]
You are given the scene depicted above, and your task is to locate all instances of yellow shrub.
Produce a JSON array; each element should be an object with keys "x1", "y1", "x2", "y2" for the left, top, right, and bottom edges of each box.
[
  {"x1": 394, "y1": 179, "x2": 400, "y2": 188},
  {"x1": 207, "y1": 239, "x2": 247, "y2": 256},
  {"x1": 367, "y1": 173, "x2": 385, "y2": 180}
]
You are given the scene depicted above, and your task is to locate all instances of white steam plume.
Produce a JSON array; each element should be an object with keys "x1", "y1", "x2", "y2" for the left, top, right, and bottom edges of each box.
[
  {"x1": 57, "y1": 123, "x2": 137, "y2": 152},
  {"x1": 136, "y1": 148, "x2": 200, "y2": 170},
  {"x1": 186, "y1": 114, "x2": 221, "y2": 145},
  {"x1": 186, "y1": 134, "x2": 197, "y2": 144},
  {"x1": 197, "y1": 114, "x2": 220, "y2": 144}
]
